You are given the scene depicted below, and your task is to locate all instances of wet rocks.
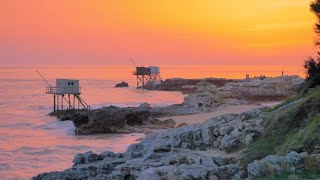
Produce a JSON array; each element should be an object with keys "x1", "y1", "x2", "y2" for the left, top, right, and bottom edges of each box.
[
  {"x1": 75, "y1": 107, "x2": 129, "y2": 135},
  {"x1": 126, "y1": 110, "x2": 150, "y2": 126},
  {"x1": 114, "y1": 82, "x2": 129, "y2": 88},
  {"x1": 52, "y1": 105, "x2": 186, "y2": 135}
]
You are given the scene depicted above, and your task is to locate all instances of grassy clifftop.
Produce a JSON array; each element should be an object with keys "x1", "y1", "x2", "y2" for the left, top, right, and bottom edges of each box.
[{"x1": 244, "y1": 86, "x2": 320, "y2": 164}]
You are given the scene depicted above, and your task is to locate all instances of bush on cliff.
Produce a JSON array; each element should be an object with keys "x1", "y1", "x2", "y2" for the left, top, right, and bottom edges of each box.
[
  {"x1": 304, "y1": 56, "x2": 320, "y2": 88},
  {"x1": 304, "y1": 0, "x2": 320, "y2": 88},
  {"x1": 244, "y1": 87, "x2": 320, "y2": 164}
]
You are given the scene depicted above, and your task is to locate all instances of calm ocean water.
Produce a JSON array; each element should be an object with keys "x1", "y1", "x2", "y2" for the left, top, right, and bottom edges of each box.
[{"x1": 0, "y1": 65, "x2": 304, "y2": 179}]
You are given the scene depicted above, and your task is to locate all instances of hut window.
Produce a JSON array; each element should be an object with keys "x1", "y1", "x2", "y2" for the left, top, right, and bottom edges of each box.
[
  {"x1": 71, "y1": 82, "x2": 74, "y2": 86},
  {"x1": 68, "y1": 82, "x2": 70, "y2": 86}
]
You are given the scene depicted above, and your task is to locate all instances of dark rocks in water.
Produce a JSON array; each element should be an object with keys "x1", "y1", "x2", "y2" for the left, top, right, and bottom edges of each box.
[
  {"x1": 50, "y1": 101, "x2": 199, "y2": 135},
  {"x1": 114, "y1": 82, "x2": 129, "y2": 88},
  {"x1": 79, "y1": 107, "x2": 128, "y2": 134},
  {"x1": 72, "y1": 114, "x2": 89, "y2": 127},
  {"x1": 75, "y1": 106, "x2": 152, "y2": 135},
  {"x1": 50, "y1": 110, "x2": 89, "y2": 126},
  {"x1": 53, "y1": 106, "x2": 165, "y2": 135},
  {"x1": 126, "y1": 110, "x2": 150, "y2": 126}
]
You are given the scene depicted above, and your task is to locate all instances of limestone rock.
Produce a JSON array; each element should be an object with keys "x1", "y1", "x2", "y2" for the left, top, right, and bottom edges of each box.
[
  {"x1": 183, "y1": 92, "x2": 220, "y2": 112},
  {"x1": 244, "y1": 133, "x2": 255, "y2": 145}
]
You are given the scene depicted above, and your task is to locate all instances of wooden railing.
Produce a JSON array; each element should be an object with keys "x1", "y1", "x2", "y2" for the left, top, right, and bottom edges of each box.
[{"x1": 45, "y1": 86, "x2": 81, "y2": 94}]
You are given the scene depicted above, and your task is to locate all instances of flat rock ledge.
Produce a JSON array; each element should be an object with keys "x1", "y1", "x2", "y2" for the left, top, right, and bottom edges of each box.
[
  {"x1": 51, "y1": 103, "x2": 198, "y2": 135},
  {"x1": 34, "y1": 109, "x2": 266, "y2": 180}
]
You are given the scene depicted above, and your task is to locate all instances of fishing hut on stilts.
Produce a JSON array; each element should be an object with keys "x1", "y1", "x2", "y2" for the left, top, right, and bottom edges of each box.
[
  {"x1": 36, "y1": 70, "x2": 91, "y2": 111},
  {"x1": 130, "y1": 58, "x2": 162, "y2": 88}
]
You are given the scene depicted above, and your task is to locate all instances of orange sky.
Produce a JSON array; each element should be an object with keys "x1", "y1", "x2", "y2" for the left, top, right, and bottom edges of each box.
[{"x1": 0, "y1": 0, "x2": 317, "y2": 65}]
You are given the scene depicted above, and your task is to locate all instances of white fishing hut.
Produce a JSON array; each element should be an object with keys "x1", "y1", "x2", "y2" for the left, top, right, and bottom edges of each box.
[{"x1": 45, "y1": 79, "x2": 90, "y2": 111}]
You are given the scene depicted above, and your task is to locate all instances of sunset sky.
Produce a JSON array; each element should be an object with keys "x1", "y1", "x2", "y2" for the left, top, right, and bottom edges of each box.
[{"x1": 0, "y1": 0, "x2": 317, "y2": 65}]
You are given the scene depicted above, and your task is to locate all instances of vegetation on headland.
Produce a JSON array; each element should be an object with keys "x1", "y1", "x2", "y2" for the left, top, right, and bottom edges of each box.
[
  {"x1": 243, "y1": 86, "x2": 320, "y2": 178},
  {"x1": 253, "y1": 169, "x2": 320, "y2": 180}
]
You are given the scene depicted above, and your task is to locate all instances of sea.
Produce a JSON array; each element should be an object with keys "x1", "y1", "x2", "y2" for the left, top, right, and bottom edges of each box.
[{"x1": 0, "y1": 65, "x2": 304, "y2": 180}]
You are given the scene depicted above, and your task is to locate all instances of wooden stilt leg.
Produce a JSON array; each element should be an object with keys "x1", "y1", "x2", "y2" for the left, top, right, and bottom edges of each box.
[
  {"x1": 61, "y1": 95, "x2": 63, "y2": 110},
  {"x1": 54, "y1": 95, "x2": 56, "y2": 111}
]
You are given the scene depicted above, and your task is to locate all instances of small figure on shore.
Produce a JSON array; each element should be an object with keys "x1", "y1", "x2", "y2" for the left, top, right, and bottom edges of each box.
[
  {"x1": 245, "y1": 74, "x2": 250, "y2": 81},
  {"x1": 282, "y1": 70, "x2": 284, "y2": 76}
]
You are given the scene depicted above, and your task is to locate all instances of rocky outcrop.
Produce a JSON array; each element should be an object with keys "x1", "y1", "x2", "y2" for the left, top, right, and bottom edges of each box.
[
  {"x1": 248, "y1": 151, "x2": 320, "y2": 178},
  {"x1": 34, "y1": 109, "x2": 266, "y2": 179},
  {"x1": 228, "y1": 75, "x2": 304, "y2": 101},
  {"x1": 144, "y1": 78, "x2": 234, "y2": 92},
  {"x1": 114, "y1": 82, "x2": 129, "y2": 88},
  {"x1": 182, "y1": 76, "x2": 304, "y2": 112},
  {"x1": 52, "y1": 105, "x2": 181, "y2": 135}
]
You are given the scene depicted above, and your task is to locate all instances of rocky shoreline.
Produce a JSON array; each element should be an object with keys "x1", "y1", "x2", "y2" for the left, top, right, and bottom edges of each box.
[
  {"x1": 34, "y1": 107, "x2": 320, "y2": 179},
  {"x1": 34, "y1": 109, "x2": 266, "y2": 179},
  {"x1": 52, "y1": 75, "x2": 304, "y2": 135},
  {"x1": 33, "y1": 75, "x2": 313, "y2": 179},
  {"x1": 51, "y1": 102, "x2": 198, "y2": 135}
]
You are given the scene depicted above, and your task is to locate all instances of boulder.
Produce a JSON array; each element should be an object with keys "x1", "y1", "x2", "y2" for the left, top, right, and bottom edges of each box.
[
  {"x1": 74, "y1": 107, "x2": 152, "y2": 135},
  {"x1": 162, "y1": 119, "x2": 176, "y2": 128},
  {"x1": 183, "y1": 92, "x2": 221, "y2": 112},
  {"x1": 244, "y1": 133, "x2": 255, "y2": 145},
  {"x1": 114, "y1": 82, "x2": 129, "y2": 88}
]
